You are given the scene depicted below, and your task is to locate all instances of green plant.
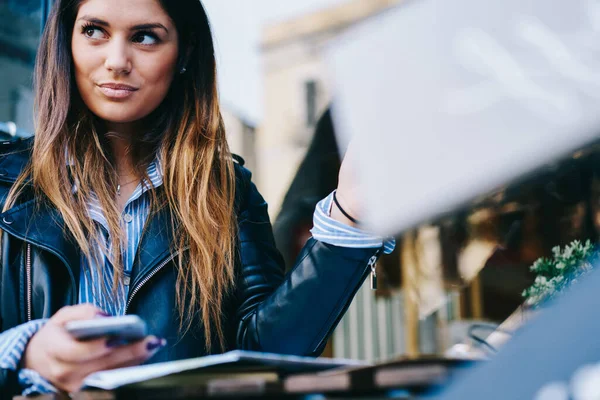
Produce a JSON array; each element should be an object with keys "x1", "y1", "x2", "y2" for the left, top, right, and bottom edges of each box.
[{"x1": 522, "y1": 240, "x2": 597, "y2": 307}]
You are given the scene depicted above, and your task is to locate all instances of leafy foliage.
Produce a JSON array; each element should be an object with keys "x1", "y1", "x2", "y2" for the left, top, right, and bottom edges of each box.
[{"x1": 522, "y1": 240, "x2": 597, "y2": 307}]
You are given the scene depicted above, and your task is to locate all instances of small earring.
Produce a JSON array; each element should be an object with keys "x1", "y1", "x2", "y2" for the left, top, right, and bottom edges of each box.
[{"x1": 180, "y1": 67, "x2": 187, "y2": 74}]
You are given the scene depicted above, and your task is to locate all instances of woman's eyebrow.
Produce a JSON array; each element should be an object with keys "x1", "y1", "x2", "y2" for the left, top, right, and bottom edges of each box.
[
  {"x1": 131, "y1": 23, "x2": 169, "y2": 34},
  {"x1": 76, "y1": 16, "x2": 169, "y2": 34},
  {"x1": 77, "y1": 16, "x2": 109, "y2": 27}
]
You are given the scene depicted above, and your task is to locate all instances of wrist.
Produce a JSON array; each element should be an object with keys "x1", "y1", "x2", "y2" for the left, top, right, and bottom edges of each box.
[
  {"x1": 331, "y1": 191, "x2": 361, "y2": 228},
  {"x1": 330, "y1": 204, "x2": 359, "y2": 227}
]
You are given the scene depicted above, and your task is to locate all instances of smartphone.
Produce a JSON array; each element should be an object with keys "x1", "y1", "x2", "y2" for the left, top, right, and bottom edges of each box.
[{"x1": 65, "y1": 315, "x2": 147, "y2": 341}]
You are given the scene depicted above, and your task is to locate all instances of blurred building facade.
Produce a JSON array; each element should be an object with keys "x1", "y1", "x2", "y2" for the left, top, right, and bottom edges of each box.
[
  {"x1": 222, "y1": 107, "x2": 257, "y2": 174},
  {"x1": 258, "y1": 0, "x2": 402, "y2": 218}
]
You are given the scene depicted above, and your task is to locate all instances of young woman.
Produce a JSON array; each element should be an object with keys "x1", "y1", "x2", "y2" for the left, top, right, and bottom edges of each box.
[{"x1": 0, "y1": 0, "x2": 393, "y2": 396}]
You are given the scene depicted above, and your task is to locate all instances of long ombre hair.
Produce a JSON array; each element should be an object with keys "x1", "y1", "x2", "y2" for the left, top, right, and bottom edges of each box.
[{"x1": 4, "y1": 0, "x2": 236, "y2": 351}]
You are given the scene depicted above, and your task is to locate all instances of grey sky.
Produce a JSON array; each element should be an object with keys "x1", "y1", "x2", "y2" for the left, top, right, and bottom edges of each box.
[{"x1": 202, "y1": 0, "x2": 347, "y2": 123}]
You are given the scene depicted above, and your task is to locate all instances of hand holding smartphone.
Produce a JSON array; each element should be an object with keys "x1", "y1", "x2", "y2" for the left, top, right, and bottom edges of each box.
[{"x1": 24, "y1": 305, "x2": 163, "y2": 394}]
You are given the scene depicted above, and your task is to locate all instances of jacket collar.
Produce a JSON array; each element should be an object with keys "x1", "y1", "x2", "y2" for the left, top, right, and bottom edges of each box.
[
  {"x1": 0, "y1": 198, "x2": 82, "y2": 287},
  {"x1": 130, "y1": 204, "x2": 179, "y2": 289}
]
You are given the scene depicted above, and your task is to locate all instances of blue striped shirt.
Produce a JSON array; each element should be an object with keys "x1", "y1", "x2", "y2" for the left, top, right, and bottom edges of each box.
[
  {"x1": 79, "y1": 160, "x2": 162, "y2": 317},
  {"x1": 0, "y1": 162, "x2": 395, "y2": 395}
]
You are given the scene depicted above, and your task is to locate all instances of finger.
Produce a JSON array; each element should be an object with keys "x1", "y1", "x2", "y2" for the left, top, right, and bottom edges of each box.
[
  {"x1": 51, "y1": 304, "x2": 106, "y2": 325},
  {"x1": 106, "y1": 350, "x2": 157, "y2": 370},
  {"x1": 50, "y1": 331, "x2": 115, "y2": 364},
  {"x1": 91, "y1": 336, "x2": 166, "y2": 373},
  {"x1": 42, "y1": 334, "x2": 130, "y2": 391},
  {"x1": 49, "y1": 336, "x2": 164, "y2": 389}
]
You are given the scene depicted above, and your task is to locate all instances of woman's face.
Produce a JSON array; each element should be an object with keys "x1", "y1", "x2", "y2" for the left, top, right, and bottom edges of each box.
[{"x1": 71, "y1": 0, "x2": 179, "y2": 124}]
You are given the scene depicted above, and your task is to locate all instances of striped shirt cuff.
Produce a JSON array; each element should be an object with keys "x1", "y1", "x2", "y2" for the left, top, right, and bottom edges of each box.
[
  {"x1": 0, "y1": 320, "x2": 47, "y2": 370},
  {"x1": 0, "y1": 319, "x2": 57, "y2": 395},
  {"x1": 311, "y1": 191, "x2": 395, "y2": 254},
  {"x1": 19, "y1": 368, "x2": 58, "y2": 396}
]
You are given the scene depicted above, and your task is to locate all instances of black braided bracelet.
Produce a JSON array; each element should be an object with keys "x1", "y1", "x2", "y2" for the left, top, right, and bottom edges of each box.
[{"x1": 333, "y1": 191, "x2": 360, "y2": 224}]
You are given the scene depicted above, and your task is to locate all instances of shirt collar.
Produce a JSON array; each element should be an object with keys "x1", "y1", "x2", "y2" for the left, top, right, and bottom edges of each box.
[
  {"x1": 125, "y1": 158, "x2": 164, "y2": 204},
  {"x1": 74, "y1": 158, "x2": 164, "y2": 230}
]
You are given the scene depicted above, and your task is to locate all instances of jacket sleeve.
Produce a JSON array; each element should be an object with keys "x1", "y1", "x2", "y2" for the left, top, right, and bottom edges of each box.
[{"x1": 234, "y1": 169, "x2": 380, "y2": 357}]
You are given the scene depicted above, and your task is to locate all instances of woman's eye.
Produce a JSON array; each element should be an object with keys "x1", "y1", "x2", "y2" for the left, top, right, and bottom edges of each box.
[
  {"x1": 132, "y1": 33, "x2": 159, "y2": 46},
  {"x1": 82, "y1": 26, "x2": 105, "y2": 39}
]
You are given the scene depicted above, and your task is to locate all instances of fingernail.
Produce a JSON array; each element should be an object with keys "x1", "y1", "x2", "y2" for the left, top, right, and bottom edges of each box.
[
  {"x1": 147, "y1": 338, "x2": 167, "y2": 352},
  {"x1": 96, "y1": 311, "x2": 110, "y2": 318},
  {"x1": 106, "y1": 337, "x2": 128, "y2": 348}
]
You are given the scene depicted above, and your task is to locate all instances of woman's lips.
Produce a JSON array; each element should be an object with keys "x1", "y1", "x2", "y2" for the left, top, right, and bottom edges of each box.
[{"x1": 97, "y1": 84, "x2": 139, "y2": 100}]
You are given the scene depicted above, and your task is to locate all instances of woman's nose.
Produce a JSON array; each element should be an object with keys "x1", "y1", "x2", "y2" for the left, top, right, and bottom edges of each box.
[{"x1": 104, "y1": 40, "x2": 132, "y2": 75}]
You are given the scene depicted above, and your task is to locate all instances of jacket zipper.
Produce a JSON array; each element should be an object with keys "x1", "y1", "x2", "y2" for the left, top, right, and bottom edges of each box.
[
  {"x1": 368, "y1": 252, "x2": 379, "y2": 291},
  {"x1": 26, "y1": 243, "x2": 32, "y2": 322},
  {"x1": 125, "y1": 249, "x2": 185, "y2": 313}
]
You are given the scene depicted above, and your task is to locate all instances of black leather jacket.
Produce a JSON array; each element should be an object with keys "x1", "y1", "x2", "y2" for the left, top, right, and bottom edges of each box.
[{"x1": 0, "y1": 138, "x2": 380, "y2": 397}]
